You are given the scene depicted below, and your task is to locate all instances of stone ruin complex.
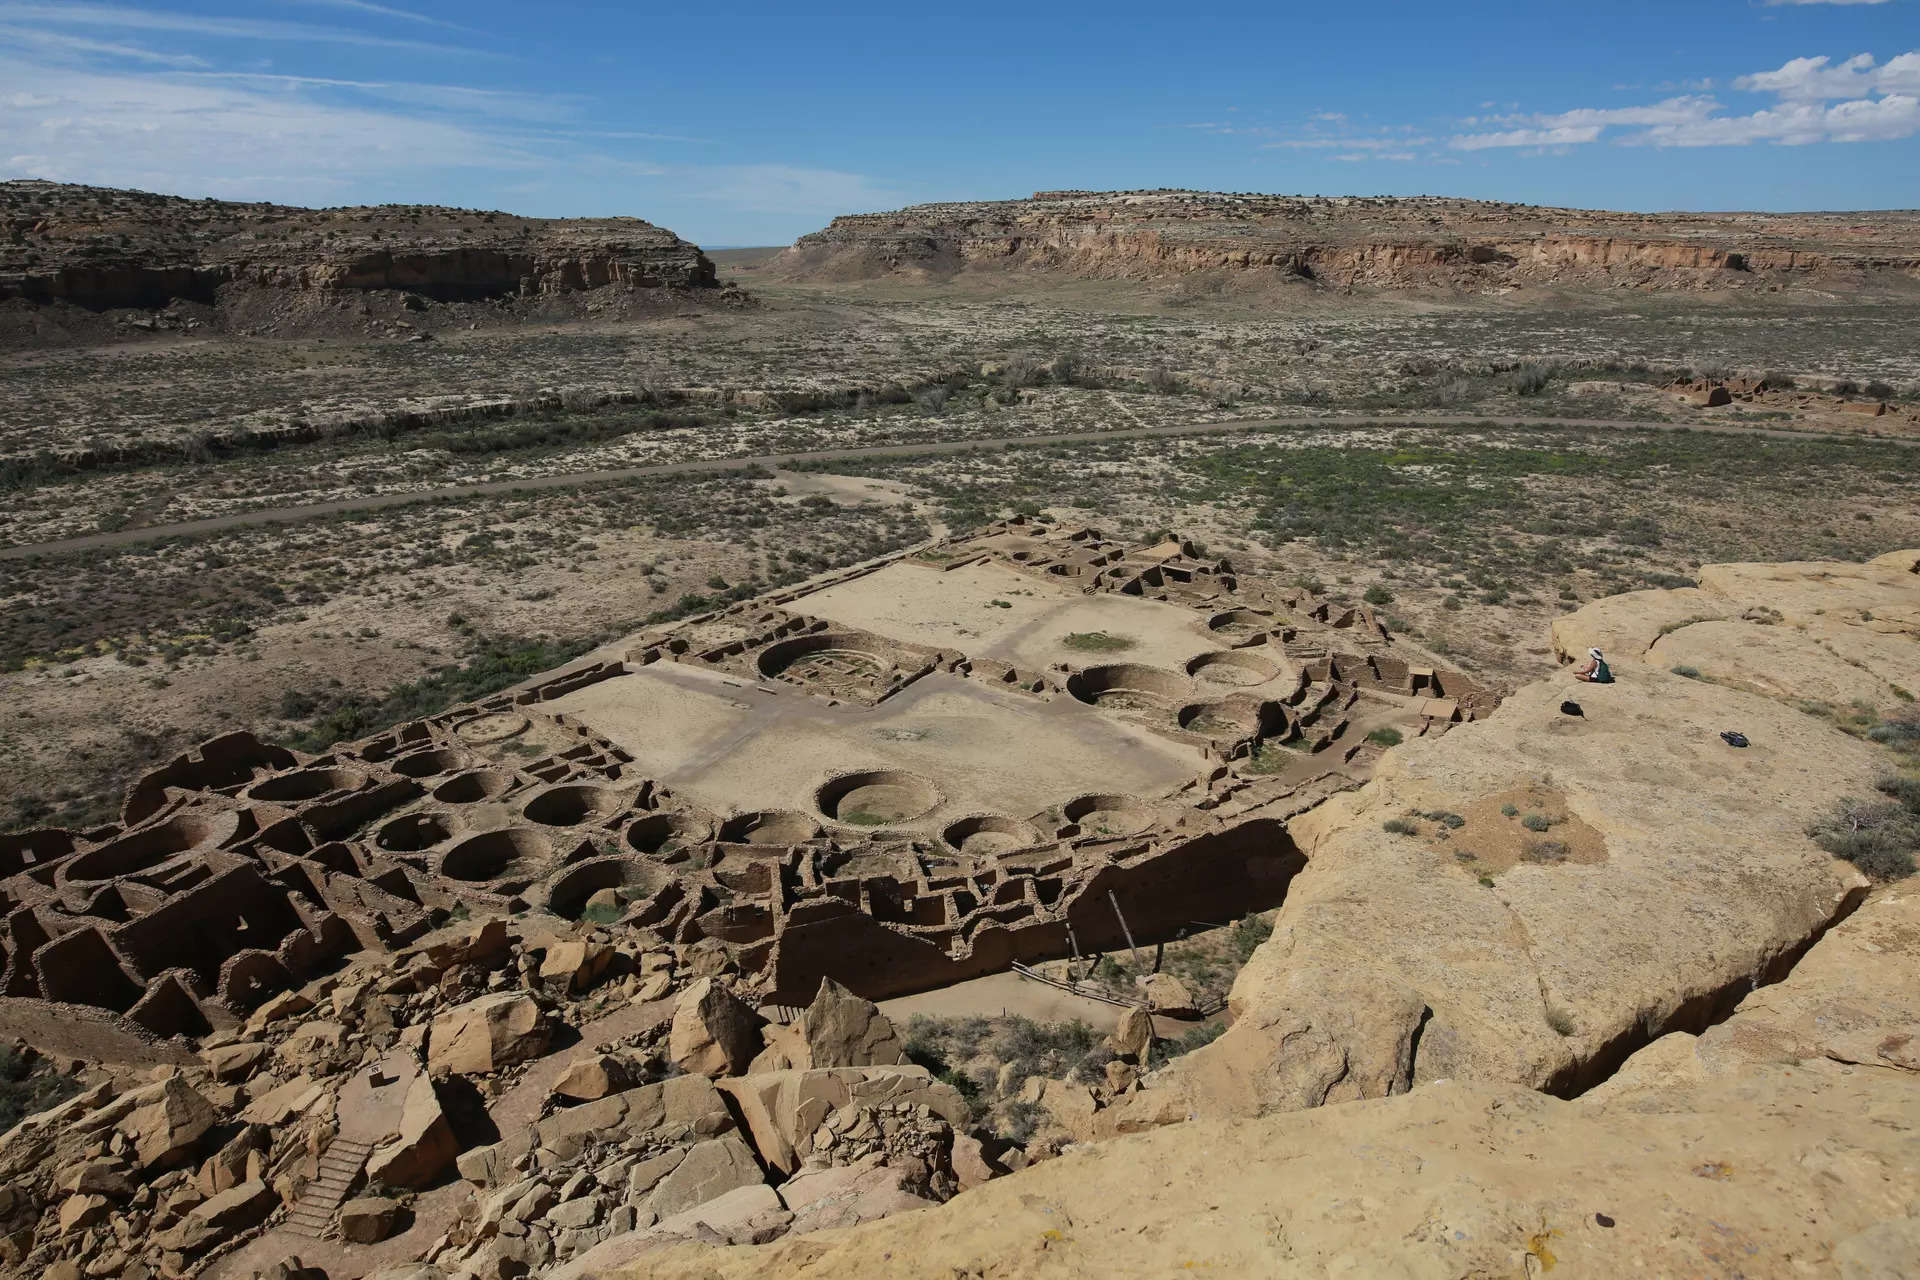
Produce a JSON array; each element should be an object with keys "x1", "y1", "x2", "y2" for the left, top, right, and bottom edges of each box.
[{"x1": 1, "y1": 518, "x2": 1497, "y2": 1037}]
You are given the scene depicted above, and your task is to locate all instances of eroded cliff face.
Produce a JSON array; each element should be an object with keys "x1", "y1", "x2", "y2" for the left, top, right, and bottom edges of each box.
[
  {"x1": 773, "y1": 189, "x2": 1920, "y2": 291},
  {"x1": 0, "y1": 181, "x2": 717, "y2": 311}
]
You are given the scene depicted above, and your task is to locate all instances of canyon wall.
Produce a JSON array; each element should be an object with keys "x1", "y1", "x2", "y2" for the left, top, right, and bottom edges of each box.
[
  {"x1": 774, "y1": 189, "x2": 1920, "y2": 291},
  {"x1": 0, "y1": 181, "x2": 717, "y2": 312}
]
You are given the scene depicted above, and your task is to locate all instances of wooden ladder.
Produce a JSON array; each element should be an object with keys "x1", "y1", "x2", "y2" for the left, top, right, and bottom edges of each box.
[{"x1": 283, "y1": 1136, "x2": 375, "y2": 1240}]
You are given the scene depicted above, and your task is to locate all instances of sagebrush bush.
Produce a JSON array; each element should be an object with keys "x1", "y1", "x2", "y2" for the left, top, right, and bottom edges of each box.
[{"x1": 1809, "y1": 798, "x2": 1918, "y2": 881}]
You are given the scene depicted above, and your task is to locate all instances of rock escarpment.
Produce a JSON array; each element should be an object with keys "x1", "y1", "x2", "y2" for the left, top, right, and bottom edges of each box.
[
  {"x1": 0, "y1": 181, "x2": 717, "y2": 315},
  {"x1": 773, "y1": 189, "x2": 1920, "y2": 292}
]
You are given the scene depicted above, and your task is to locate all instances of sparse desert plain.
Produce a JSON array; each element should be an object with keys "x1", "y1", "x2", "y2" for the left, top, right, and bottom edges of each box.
[{"x1": 2, "y1": 184, "x2": 1918, "y2": 1280}]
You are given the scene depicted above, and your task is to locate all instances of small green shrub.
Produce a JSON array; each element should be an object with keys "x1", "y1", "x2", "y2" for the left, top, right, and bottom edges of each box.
[
  {"x1": 1670, "y1": 665, "x2": 1702, "y2": 679},
  {"x1": 1501, "y1": 803, "x2": 1519, "y2": 818},
  {"x1": 1367, "y1": 727, "x2": 1404, "y2": 748},
  {"x1": 1808, "y1": 798, "x2": 1918, "y2": 881},
  {"x1": 1422, "y1": 810, "x2": 1466, "y2": 829},
  {"x1": 1521, "y1": 812, "x2": 1555, "y2": 832},
  {"x1": 1383, "y1": 817, "x2": 1419, "y2": 836},
  {"x1": 1062, "y1": 631, "x2": 1136, "y2": 652},
  {"x1": 1545, "y1": 1008, "x2": 1576, "y2": 1036},
  {"x1": 1362, "y1": 584, "x2": 1394, "y2": 606}
]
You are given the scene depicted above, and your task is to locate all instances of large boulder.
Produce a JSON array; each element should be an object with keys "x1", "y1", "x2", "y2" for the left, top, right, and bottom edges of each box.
[
  {"x1": 339, "y1": 1195, "x2": 405, "y2": 1243},
  {"x1": 428, "y1": 992, "x2": 550, "y2": 1076},
  {"x1": 551, "y1": 1053, "x2": 632, "y2": 1102},
  {"x1": 668, "y1": 979, "x2": 763, "y2": 1078},
  {"x1": 188, "y1": 1178, "x2": 278, "y2": 1232},
  {"x1": 1107, "y1": 1007, "x2": 1154, "y2": 1059},
  {"x1": 367, "y1": 1074, "x2": 458, "y2": 1190},
  {"x1": 538, "y1": 941, "x2": 614, "y2": 994},
  {"x1": 122, "y1": 1077, "x2": 219, "y2": 1171},
  {"x1": 716, "y1": 1066, "x2": 970, "y2": 1176},
  {"x1": 753, "y1": 978, "x2": 907, "y2": 1073},
  {"x1": 642, "y1": 1134, "x2": 764, "y2": 1221}
]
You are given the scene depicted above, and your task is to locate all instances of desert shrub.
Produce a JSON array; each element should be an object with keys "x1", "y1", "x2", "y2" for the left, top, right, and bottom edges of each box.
[
  {"x1": 1506, "y1": 364, "x2": 1553, "y2": 396},
  {"x1": 1, "y1": 1048, "x2": 80, "y2": 1135},
  {"x1": 1501, "y1": 803, "x2": 1519, "y2": 817},
  {"x1": 1670, "y1": 665, "x2": 1702, "y2": 679},
  {"x1": 1062, "y1": 631, "x2": 1135, "y2": 652},
  {"x1": 1367, "y1": 727, "x2": 1404, "y2": 748},
  {"x1": 1808, "y1": 798, "x2": 1919, "y2": 881},
  {"x1": 1146, "y1": 1022, "x2": 1226, "y2": 1068},
  {"x1": 1545, "y1": 1008, "x2": 1576, "y2": 1036},
  {"x1": 1869, "y1": 772, "x2": 1918, "y2": 810},
  {"x1": 577, "y1": 901, "x2": 623, "y2": 926},
  {"x1": 1362, "y1": 584, "x2": 1395, "y2": 606},
  {"x1": 1521, "y1": 813, "x2": 1555, "y2": 833},
  {"x1": 1524, "y1": 839, "x2": 1570, "y2": 863},
  {"x1": 1228, "y1": 912, "x2": 1274, "y2": 963},
  {"x1": 1383, "y1": 817, "x2": 1419, "y2": 836},
  {"x1": 1422, "y1": 810, "x2": 1466, "y2": 829},
  {"x1": 996, "y1": 1099, "x2": 1047, "y2": 1144},
  {"x1": 1864, "y1": 380, "x2": 1895, "y2": 400}
]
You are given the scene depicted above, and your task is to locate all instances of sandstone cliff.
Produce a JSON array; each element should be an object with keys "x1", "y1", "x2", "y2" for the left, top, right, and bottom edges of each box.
[
  {"x1": 773, "y1": 189, "x2": 1920, "y2": 293},
  {"x1": 0, "y1": 181, "x2": 717, "y2": 315}
]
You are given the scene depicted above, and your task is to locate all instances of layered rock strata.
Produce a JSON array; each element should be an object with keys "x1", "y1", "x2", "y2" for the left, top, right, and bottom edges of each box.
[
  {"x1": 0, "y1": 181, "x2": 716, "y2": 311},
  {"x1": 774, "y1": 189, "x2": 1920, "y2": 290}
]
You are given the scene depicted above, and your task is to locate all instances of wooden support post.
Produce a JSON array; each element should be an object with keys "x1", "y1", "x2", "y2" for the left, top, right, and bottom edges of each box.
[{"x1": 1108, "y1": 890, "x2": 1141, "y2": 966}]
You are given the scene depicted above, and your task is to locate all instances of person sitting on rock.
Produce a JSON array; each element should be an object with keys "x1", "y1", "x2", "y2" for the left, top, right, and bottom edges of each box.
[{"x1": 1573, "y1": 647, "x2": 1614, "y2": 684}]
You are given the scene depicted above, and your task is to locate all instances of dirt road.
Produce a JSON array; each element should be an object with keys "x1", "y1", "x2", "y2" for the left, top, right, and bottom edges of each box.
[{"x1": 4, "y1": 412, "x2": 1908, "y2": 562}]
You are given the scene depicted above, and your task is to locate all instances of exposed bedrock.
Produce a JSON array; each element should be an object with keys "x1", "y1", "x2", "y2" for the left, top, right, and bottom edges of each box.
[
  {"x1": 773, "y1": 189, "x2": 1920, "y2": 290},
  {"x1": 0, "y1": 180, "x2": 717, "y2": 312},
  {"x1": 616, "y1": 886, "x2": 1920, "y2": 1278},
  {"x1": 1110, "y1": 552, "x2": 1917, "y2": 1125}
]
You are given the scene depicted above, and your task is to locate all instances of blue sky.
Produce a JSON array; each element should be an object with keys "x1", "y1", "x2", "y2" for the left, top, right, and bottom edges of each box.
[{"x1": 2, "y1": 1, "x2": 1917, "y2": 244}]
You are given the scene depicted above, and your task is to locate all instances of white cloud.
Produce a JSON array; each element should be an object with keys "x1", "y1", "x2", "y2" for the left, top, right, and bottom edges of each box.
[
  {"x1": 1264, "y1": 136, "x2": 1435, "y2": 150},
  {"x1": 0, "y1": 24, "x2": 208, "y2": 67},
  {"x1": 1638, "y1": 93, "x2": 1920, "y2": 145},
  {"x1": 1450, "y1": 124, "x2": 1604, "y2": 150},
  {"x1": 0, "y1": 2, "x2": 490, "y2": 56},
  {"x1": 1735, "y1": 51, "x2": 1920, "y2": 99},
  {"x1": 276, "y1": 0, "x2": 471, "y2": 31},
  {"x1": 678, "y1": 165, "x2": 907, "y2": 216},
  {"x1": 1445, "y1": 49, "x2": 1920, "y2": 151}
]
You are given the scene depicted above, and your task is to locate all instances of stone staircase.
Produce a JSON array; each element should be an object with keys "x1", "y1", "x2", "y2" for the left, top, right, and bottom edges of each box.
[{"x1": 283, "y1": 1136, "x2": 375, "y2": 1240}]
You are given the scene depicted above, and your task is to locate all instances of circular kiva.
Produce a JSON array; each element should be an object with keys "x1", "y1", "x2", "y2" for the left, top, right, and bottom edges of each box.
[
  {"x1": 756, "y1": 632, "x2": 894, "y2": 681},
  {"x1": 1186, "y1": 649, "x2": 1281, "y2": 689},
  {"x1": 540, "y1": 855, "x2": 669, "y2": 920},
  {"x1": 942, "y1": 813, "x2": 1039, "y2": 857},
  {"x1": 61, "y1": 810, "x2": 239, "y2": 885},
  {"x1": 389, "y1": 747, "x2": 472, "y2": 779},
  {"x1": 454, "y1": 712, "x2": 530, "y2": 745},
  {"x1": 1066, "y1": 663, "x2": 1191, "y2": 713},
  {"x1": 432, "y1": 769, "x2": 514, "y2": 804},
  {"x1": 1207, "y1": 608, "x2": 1274, "y2": 639},
  {"x1": 1177, "y1": 698, "x2": 1266, "y2": 738},
  {"x1": 439, "y1": 828, "x2": 552, "y2": 882},
  {"x1": 375, "y1": 812, "x2": 456, "y2": 853},
  {"x1": 1062, "y1": 793, "x2": 1158, "y2": 838},
  {"x1": 245, "y1": 766, "x2": 365, "y2": 803},
  {"x1": 521, "y1": 784, "x2": 622, "y2": 828},
  {"x1": 624, "y1": 811, "x2": 708, "y2": 860},
  {"x1": 816, "y1": 770, "x2": 943, "y2": 827},
  {"x1": 718, "y1": 809, "x2": 820, "y2": 845}
]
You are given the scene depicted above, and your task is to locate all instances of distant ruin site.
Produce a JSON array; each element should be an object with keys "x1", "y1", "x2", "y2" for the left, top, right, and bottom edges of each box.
[{"x1": 1, "y1": 516, "x2": 1493, "y2": 1034}]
